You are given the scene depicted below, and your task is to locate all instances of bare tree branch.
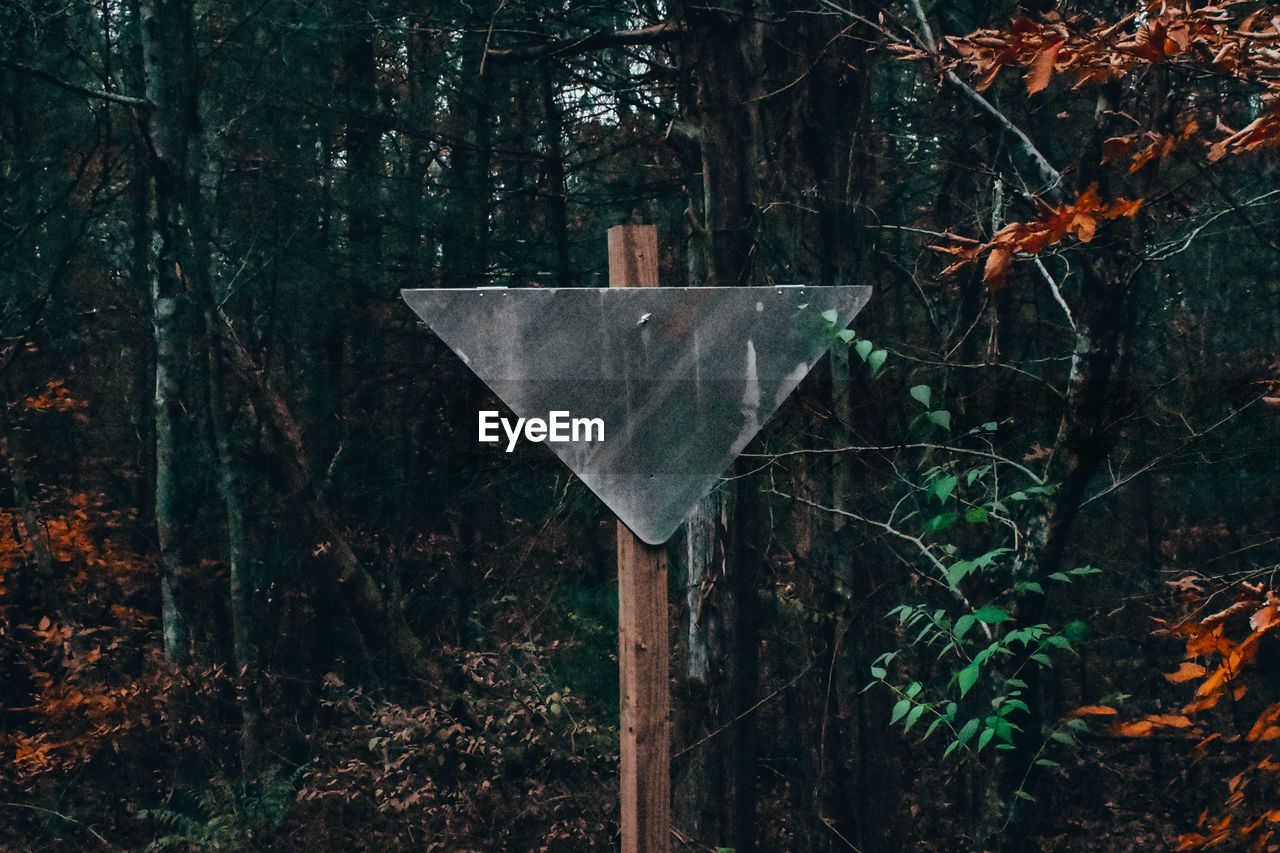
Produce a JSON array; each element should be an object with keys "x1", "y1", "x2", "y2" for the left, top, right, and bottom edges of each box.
[
  {"x1": 1081, "y1": 397, "x2": 1261, "y2": 506},
  {"x1": 744, "y1": 442, "x2": 1047, "y2": 485},
  {"x1": 483, "y1": 21, "x2": 679, "y2": 65},
  {"x1": 824, "y1": 0, "x2": 1063, "y2": 197},
  {"x1": 0, "y1": 58, "x2": 154, "y2": 109}
]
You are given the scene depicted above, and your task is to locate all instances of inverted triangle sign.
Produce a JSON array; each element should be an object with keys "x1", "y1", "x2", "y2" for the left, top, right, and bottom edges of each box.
[{"x1": 403, "y1": 285, "x2": 871, "y2": 544}]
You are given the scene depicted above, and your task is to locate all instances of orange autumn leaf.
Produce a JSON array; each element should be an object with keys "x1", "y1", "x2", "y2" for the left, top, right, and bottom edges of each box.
[
  {"x1": 1102, "y1": 134, "x2": 1138, "y2": 162},
  {"x1": 1166, "y1": 661, "x2": 1207, "y2": 683},
  {"x1": 1250, "y1": 598, "x2": 1280, "y2": 632},
  {"x1": 1183, "y1": 692, "x2": 1223, "y2": 715},
  {"x1": 1111, "y1": 714, "x2": 1193, "y2": 737},
  {"x1": 1025, "y1": 39, "x2": 1063, "y2": 94},
  {"x1": 1198, "y1": 631, "x2": 1264, "y2": 697},
  {"x1": 1069, "y1": 704, "x2": 1119, "y2": 717},
  {"x1": 1247, "y1": 702, "x2": 1280, "y2": 742},
  {"x1": 983, "y1": 247, "x2": 1013, "y2": 290},
  {"x1": 1071, "y1": 213, "x2": 1097, "y2": 242}
]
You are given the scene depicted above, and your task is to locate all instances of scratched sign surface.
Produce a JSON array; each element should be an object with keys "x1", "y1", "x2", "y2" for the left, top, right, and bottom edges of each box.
[{"x1": 402, "y1": 286, "x2": 871, "y2": 544}]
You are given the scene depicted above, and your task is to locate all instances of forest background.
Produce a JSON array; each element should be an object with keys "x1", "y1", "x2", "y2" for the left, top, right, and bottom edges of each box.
[{"x1": 3, "y1": 0, "x2": 1280, "y2": 850}]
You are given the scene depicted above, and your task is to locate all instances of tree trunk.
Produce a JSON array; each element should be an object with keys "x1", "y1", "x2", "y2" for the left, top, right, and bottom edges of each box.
[
  {"x1": 138, "y1": 0, "x2": 203, "y2": 662},
  {"x1": 440, "y1": 5, "x2": 494, "y2": 288},
  {"x1": 672, "y1": 3, "x2": 765, "y2": 848}
]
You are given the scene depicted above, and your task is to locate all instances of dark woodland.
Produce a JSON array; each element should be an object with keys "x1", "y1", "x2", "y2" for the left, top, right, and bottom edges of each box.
[{"x1": 3, "y1": 0, "x2": 1280, "y2": 850}]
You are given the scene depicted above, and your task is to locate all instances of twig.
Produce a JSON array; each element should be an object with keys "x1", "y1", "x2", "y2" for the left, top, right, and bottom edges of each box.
[
  {"x1": 672, "y1": 659, "x2": 815, "y2": 760},
  {"x1": 2, "y1": 803, "x2": 122, "y2": 851},
  {"x1": 1145, "y1": 188, "x2": 1280, "y2": 260},
  {"x1": 744, "y1": 442, "x2": 1046, "y2": 485},
  {"x1": 1034, "y1": 257, "x2": 1076, "y2": 331},
  {"x1": 1081, "y1": 397, "x2": 1261, "y2": 506},
  {"x1": 766, "y1": 487, "x2": 991, "y2": 637},
  {"x1": 767, "y1": 486, "x2": 948, "y2": 575},
  {"x1": 483, "y1": 21, "x2": 678, "y2": 65}
]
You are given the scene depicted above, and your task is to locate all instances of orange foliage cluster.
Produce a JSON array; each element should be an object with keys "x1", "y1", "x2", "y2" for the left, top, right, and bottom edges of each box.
[
  {"x1": 1, "y1": 491, "x2": 161, "y2": 783},
  {"x1": 901, "y1": 1, "x2": 1280, "y2": 290},
  {"x1": 1095, "y1": 580, "x2": 1280, "y2": 851},
  {"x1": 0, "y1": 508, "x2": 26, "y2": 618},
  {"x1": 930, "y1": 184, "x2": 1143, "y2": 289},
  {"x1": 44, "y1": 491, "x2": 153, "y2": 589},
  {"x1": 938, "y1": 3, "x2": 1279, "y2": 88},
  {"x1": 932, "y1": 1, "x2": 1280, "y2": 159},
  {"x1": 20, "y1": 379, "x2": 89, "y2": 422}
]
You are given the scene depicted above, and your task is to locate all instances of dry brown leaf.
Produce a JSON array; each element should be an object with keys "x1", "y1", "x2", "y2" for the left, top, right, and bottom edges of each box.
[
  {"x1": 983, "y1": 247, "x2": 1013, "y2": 290},
  {"x1": 1166, "y1": 661, "x2": 1207, "y2": 683},
  {"x1": 1112, "y1": 714, "x2": 1193, "y2": 737},
  {"x1": 1026, "y1": 40, "x2": 1064, "y2": 94}
]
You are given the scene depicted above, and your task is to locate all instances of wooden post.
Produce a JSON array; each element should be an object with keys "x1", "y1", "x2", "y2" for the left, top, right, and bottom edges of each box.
[{"x1": 609, "y1": 224, "x2": 670, "y2": 853}]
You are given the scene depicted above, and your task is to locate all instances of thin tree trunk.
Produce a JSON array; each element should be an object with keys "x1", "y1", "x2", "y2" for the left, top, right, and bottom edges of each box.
[
  {"x1": 206, "y1": 317, "x2": 262, "y2": 777},
  {"x1": 138, "y1": 0, "x2": 201, "y2": 661},
  {"x1": 440, "y1": 5, "x2": 494, "y2": 288},
  {"x1": 672, "y1": 2, "x2": 765, "y2": 848},
  {"x1": 539, "y1": 58, "x2": 572, "y2": 286},
  {"x1": 218, "y1": 323, "x2": 440, "y2": 680}
]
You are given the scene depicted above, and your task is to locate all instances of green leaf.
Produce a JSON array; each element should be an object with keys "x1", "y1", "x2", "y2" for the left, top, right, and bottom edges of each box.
[
  {"x1": 821, "y1": 308, "x2": 839, "y2": 324},
  {"x1": 982, "y1": 421, "x2": 998, "y2": 432},
  {"x1": 1049, "y1": 730, "x2": 1077, "y2": 746},
  {"x1": 1015, "y1": 791, "x2": 1035, "y2": 802},
  {"x1": 1048, "y1": 572, "x2": 1070, "y2": 583},
  {"x1": 1035, "y1": 758, "x2": 1060, "y2": 768},
  {"x1": 966, "y1": 465, "x2": 991, "y2": 486},
  {"x1": 1030, "y1": 653, "x2": 1052, "y2": 667},
  {"x1": 869, "y1": 665, "x2": 887, "y2": 679},
  {"x1": 1062, "y1": 620, "x2": 1089, "y2": 643},
  {"x1": 891, "y1": 699, "x2": 911, "y2": 724},
  {"x1": 1045, "y1": 635, "x2": 1071, "y2": 649},
  {"x1": 924, "y1": 715, "x2": 947, "y2": 739},
  {"x1": 928, "y1": 475, "x2": 958, "y2": 503},
  {"x1": 953, "y1": 613, "x2": 976, "y2": 640},
  {"x1": 927, "y1": 410, "x2": 952, "y2": 430},
  {"x1": 956, "y1": 717, "x2": 980, "y2": 745},
  {"x1": 854, "y1": 340, "x2": 873, "y2": 362},
  {"x1": 910, "y1": 384, "x2": 932, "y2": 408},
  {"x1": 836, "y1": 328, "x2": 856, "y2": 344},
  {"x1": 958, "y1": 663, "x2": 980, "y2": 696},
  {"x1": 964, "y1": 507, "x2": 988, "y2": 523},
  {"x1": 974, "y1": 547, "x2": 1011, "y2": 568},
  {"x1": 978, "y1": 727, "x2": 995, "y2": 751},
  {"x1": 947, "y1": 559, "x2": 976, "y2": 585},
  {"x1": 925, "y1": 512, "x2": 959, "y2": 532},
  {"x1": 868, "y1": 348, "x2": 887, "y2": 373},
  {"x1": 905, "y1": 681, "x2": 923, "y2": 699},
  {"x1": 1070, "y1": 565, "x2": 1102, "y2": 576},
  {"x1": 973, "y1": 605, "x2": 1013, "y2": 624},
  {"x1": 904, "y1": 704, "x2": 927, "y2": 731}
]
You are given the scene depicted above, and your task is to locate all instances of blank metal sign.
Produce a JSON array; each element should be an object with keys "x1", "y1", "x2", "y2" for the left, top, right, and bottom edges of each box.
[{"x1": 402, "y1": 285, "x2": 871, "y2": 544}]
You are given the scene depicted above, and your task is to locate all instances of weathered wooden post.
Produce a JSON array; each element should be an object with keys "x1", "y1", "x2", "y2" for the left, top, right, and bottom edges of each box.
[{"x1": 608, "y1": 224, "x2": 671, "y2": 853}]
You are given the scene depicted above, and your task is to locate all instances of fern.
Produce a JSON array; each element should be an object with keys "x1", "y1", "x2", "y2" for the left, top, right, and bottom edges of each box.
[{"x1": 139, "y1": 764, "x2": 307, "y2": 851}]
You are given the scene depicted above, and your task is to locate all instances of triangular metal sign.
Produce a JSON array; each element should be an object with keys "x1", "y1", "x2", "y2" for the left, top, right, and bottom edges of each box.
[{"x1": 402, "y1": 286, "x2": 871, "y2": 544}]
